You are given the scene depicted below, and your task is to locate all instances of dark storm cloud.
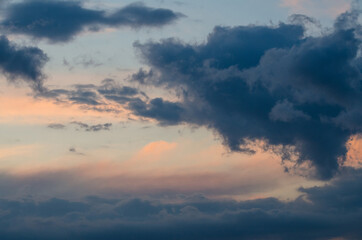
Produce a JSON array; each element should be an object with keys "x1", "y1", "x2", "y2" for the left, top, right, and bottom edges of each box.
[
  {"x1": 97, "y1": 78, "x2": 141, "y2": 104},
  {"x1": 63, "y1": 56, "x2": 103, "y2": 71},
  {"x1": 128, "y1": 11, "x2": 362, "y2": 179},
  {"x1": 0, "y1": 168, "x2": 362, "y2": 239},
  {"x1": 0, "y1": 1, "x2": 183, "y2": 42},
  {"x1": 0, "y1": 35, "x2": 48, "y2": 91},
  {"x1": 69, "y1": 147, "x2": 77, "y2": 152}
]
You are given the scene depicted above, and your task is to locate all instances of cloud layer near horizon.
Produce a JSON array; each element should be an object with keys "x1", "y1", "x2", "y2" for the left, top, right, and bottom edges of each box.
[{"x1": 0, "y1": 167, "x2": 361, "y2": 240}]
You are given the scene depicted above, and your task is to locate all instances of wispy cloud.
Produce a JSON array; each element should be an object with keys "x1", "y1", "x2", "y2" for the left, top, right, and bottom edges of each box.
[{"x1": 71, "y1": 121, "x2": 112, "y2": 132}]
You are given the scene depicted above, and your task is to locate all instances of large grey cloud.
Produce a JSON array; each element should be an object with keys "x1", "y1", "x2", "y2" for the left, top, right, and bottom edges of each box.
[
  {"x1": 125, "y1": 11, "x2": 362, "y2": 180},
  {"x1": 0, "y1": 0, "x2": 183, "y2": 43},
  {"x1": 0, "y1": 35, "x2": 48, "y2": 91},
  {"x1": 34, "y1": 10, "x2": 362, "y2": 180},
  {"x1": 0, "y1": 168, "x2": 361, "y2": 239}
]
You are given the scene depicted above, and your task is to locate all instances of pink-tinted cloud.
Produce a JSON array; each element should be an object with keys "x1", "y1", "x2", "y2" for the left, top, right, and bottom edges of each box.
[
  {"x1": 1, "y1": 139, "x2": 321, "y2": 200},
  {"x1": 281, "y1": 0, "x2": 352, "y2": 18}
]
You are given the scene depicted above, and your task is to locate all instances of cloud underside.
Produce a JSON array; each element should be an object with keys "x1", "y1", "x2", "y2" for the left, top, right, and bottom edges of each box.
[
  {"x1": 0, "y1": 167, "x2": 361, "y2": 240},
  {"x1": 0, "y1": 1, "x2": 183, "y2": 42}
]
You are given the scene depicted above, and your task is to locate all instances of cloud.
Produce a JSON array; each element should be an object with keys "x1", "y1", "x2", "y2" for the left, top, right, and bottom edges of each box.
[
  {"x1": 0, "y1": 1, "x2": 183, "y2": 43},
  {"x1": 0, "y1": 35, "x2": 48, "y2": 91},
  {"x1": 37, "y1": 79, "x2": 144, "y2": 114},
  {"x1": 0, "y1": 168, "x2": 361, "y2": 239},
  {"x1": 71, "y1": 121, "x2": 112, "y2": 132},
  {"x1": 128, "y1": 10, "x2": 362, "y2": 180},
  {"x1": 128, "y1": 97, "x2": 185, "y2": 125},
  {"x1": 47, "y1": 120, "x2": 113, "y2": 133},
  {"x1": 63, "y1": 56, "x2": 103, "y2": 71},
  {"x1": 68, "y1": 146, "x2": 85, "y2": 155},
  {"x1": 47, "y1": 123, "x2": 66, "y2": 130},
  {"x1": 281, "y1": 0, "x2": 352, "y2": 18}
]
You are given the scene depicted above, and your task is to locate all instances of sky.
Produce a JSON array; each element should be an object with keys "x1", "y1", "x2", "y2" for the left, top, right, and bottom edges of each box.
[{"x1": 0, "y1": 0, "x2": 361, "y2": 239}]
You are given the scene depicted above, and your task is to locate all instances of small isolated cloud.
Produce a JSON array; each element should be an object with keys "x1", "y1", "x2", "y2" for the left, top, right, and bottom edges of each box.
[
  {"x1": 71, "y1": 121, "x2": 112, "y2": 132},
  {"x1": 269, "y1": 100, "x2": 311, "y2": 122},
  {"x1": 35, "y1": 9, "x2": 362, "y2": 180},
  {"x1": 0, "y1": 168, "x2": 361, "y2": 239},
  {"x1": 0, "y1": 1, "x2": 184, "y2": 43},
  {"x1": 68, "y1": 146, "x2": 85, "y2": 155},
  {"x1": 47, "y1": 123, "x2": 66, "y2": 130}
]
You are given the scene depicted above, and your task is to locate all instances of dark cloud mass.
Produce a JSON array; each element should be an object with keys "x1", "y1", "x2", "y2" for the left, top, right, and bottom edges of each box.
[
  {"x1": 0, "y1": 1, "x2": 183, "y2": 42},
  {"x1": 0, "y1": 168, "x2": 361, "y2": 239},
  {"x1": 127, "y1": 11, "x2": 362, "y2": 179},
  {"x1": 0, "y1": 35, "x2": 48, "y2": 91}
]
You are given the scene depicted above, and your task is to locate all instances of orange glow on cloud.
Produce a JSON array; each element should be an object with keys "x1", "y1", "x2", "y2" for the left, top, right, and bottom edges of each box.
[
  {"x1": 4, "y1": 139, "x2": 321, "y2": 200},
  {"x1": 345, "y1": 135, "x2": 362, "y2": 168}
]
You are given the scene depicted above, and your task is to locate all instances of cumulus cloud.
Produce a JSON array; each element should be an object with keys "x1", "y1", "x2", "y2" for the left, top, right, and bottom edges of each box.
[
  {"x1": 0, "y1": 1, "x2": 183, "y2": 43},
  {"x1": 33, "y1": 9, "x2": 362, "y2": 180},
  {"x1": 48, "y1": 121, "x2": 112, "y2": 132},
  {"x1": 0, "y1": 35, "x2": 48, "y2": 91},
  {"x1": 126, "y1": 10, "x2": 362, "y2": 180}
]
